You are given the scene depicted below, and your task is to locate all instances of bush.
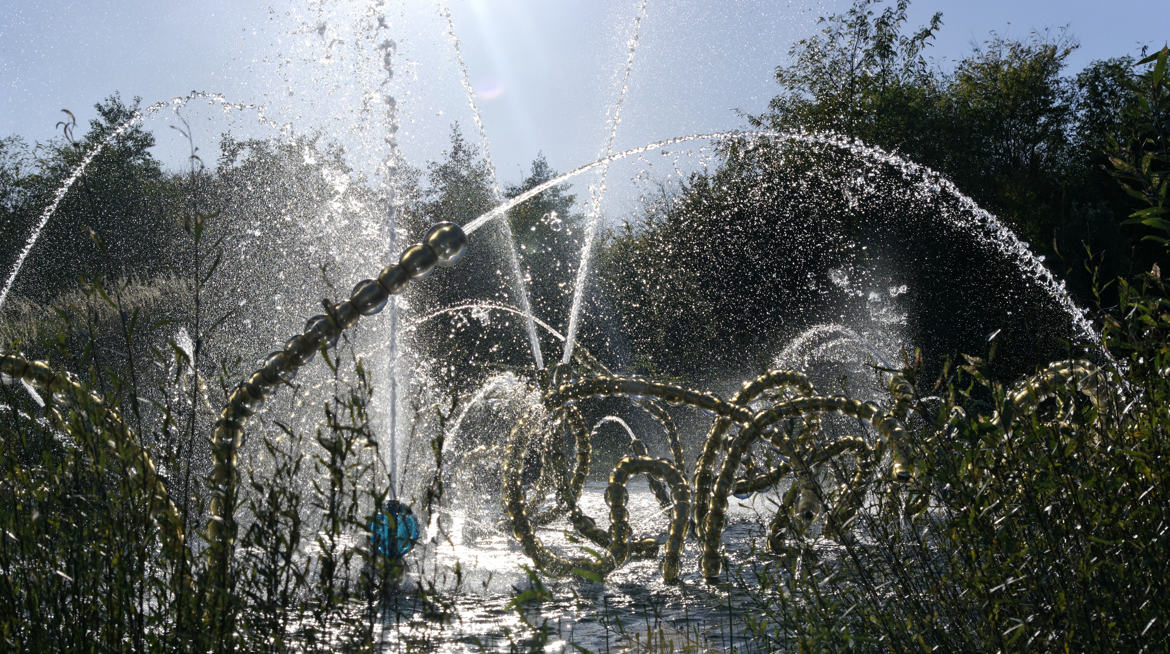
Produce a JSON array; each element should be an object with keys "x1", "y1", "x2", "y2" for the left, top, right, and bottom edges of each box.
[{"x1": 739, "y1": 272, "x2": 1170, "y2": 652}]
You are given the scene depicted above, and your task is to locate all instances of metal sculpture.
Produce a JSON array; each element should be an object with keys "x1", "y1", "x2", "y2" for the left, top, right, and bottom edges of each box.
[{"x1": 0, "y1": 221, "x2": 1115, "y2": 594}]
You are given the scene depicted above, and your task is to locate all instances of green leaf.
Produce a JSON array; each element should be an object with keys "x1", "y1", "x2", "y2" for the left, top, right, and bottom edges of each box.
[
  {"x1": 580, "y1": 546, "x2": 606, "y2": 562},
  {"x1": 1121, "y1": 184, "x2": 1152, "y2": 203},
  {"x1": 571, "y1": 567, "x2": 603, "y2": 582},
  {"x1": 1135, "y1": 49, "x2": 1162, "y2": 66},
  {"x1": 1108, "y1": 155, "x2": 1135, "y2": 173},
  {"x1": 1152, "y1": 48, "x2": 1167, "y2": 83},
  {"x1": 1130, "y1": 206, "x2": 1167, "y2": 219},
  {"x1": 93, "y1": 283, "x2": 116, "y2": 310},
  {"x1": 1138, "y1": 217, "x2": 1170, "y2": 232},
  {"x1": 505, "y1": 589, "x2": 545, "y2": 609}
]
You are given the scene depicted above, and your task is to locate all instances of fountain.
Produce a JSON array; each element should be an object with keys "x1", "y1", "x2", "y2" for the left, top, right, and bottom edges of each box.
[
  {"x1": 0, "y1": 0, "x2": 1124, "y2": 648},
  {"x1": 0, "y1": 211, "x2": 1112, "y2": 588}
]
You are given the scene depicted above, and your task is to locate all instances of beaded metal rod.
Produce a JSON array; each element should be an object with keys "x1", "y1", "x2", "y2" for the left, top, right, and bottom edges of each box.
[
  {"x1": 0, "y1": 354, "x2": 190, "y2": 586},
  {"x1": 2, "y1": 223, "x2": 1115, "y2": 591},
  {"x1": 204, "y1": 222, "x2": 466, "y2": 607}
]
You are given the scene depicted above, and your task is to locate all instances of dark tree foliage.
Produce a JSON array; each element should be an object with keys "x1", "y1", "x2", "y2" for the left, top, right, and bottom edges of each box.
[
  {"x1": 755, "y1": 0, "x2": 1167, "y2": 304},
  {"x1": 761, "y1": 0, "x2": 943, "y2": 150},
  {"x1": 414, "y1": 125, "x2": 495, "y2": 230},
  {"x1": 1108, "y1": 46, "x2": 1170, "y2": 272},
  {"x1": 597, "y1": 146, "x2": 856, "y2": 380},
  {"x1": 405, "y1": 125, "x2": 536, "y2": 386},
  {"x1": 597, "y1": 138, "x2": 1076, "y2": 384},
  {"x1": 503, "y1": 153, "x2": 583, "y2": 353},
  {"x1": 4, "y1": 94, "x2": 182, "y2": 302},
  {"x1": 204, "y1": 133, "x2": 385, "y2": 359},
  {"x1": 0, "y1": 136, "x2": 35, "y2": 279},
  {"x1": 0, "y1": 136, "x2": 33, "y2": 218},
  {"x1": 1063, "y1": 56, "x2": 1142, "y2": 281},
  {"x1": 595, "y1": 0, "x2": 1168, "y2": 382},
  {"x1": 940, "y1": 35, "x2": 1078, "y2": 243}
]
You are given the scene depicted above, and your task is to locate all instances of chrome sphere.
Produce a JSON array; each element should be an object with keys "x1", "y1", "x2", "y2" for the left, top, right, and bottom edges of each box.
[
  {"x1": 304, "y1": 314, "x2": 340, "y2": 349},
  {"x1": 399, "y1": 243, "x2": 438, "y2": 278},
  {"x1": 351, "y1": 279, "x2": 389, "y2": 316},
  {"x1": 378, "y1": 265, "x2": 410, "y2": 295},
  {"x1": 423, "y1": 221, "x2": 467, "y2": 266}
]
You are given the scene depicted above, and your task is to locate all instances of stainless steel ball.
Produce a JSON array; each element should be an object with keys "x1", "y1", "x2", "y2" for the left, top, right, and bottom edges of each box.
[
  {"x1": 304, "y1": 314, "x2": 340, "y2": 349},
  {"x1": 332, "y1": 300, "x2": 360, "y2": 328},
  {"x1": 423, "y1": 221, "x2": 467, "y2": 265},
  {"x1": 399, "y1": 243, "x2": 438, "y2": 278},
  {"x1": 378, "y1": 265, "x2": 409, "y2": 295},
  {"x1": 351, "y1": 279, "x2": 389, "y2": 316}
]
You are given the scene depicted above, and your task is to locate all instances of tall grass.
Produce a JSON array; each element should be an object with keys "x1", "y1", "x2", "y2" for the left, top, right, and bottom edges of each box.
[
  {"x1": 6, "y1": 276, "x2": 1168, "y2": 651},
  {"x1": 2, "y1": 161, "x2": 1167, "y2": 651},
  {"x1": 733, "y1": 273, "x2": 1170, "y2": 652}
]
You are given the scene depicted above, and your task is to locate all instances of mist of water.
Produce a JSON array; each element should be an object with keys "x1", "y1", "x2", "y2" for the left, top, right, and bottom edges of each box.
[
  {"x1": 438, "y1": 1, "x2": 545, "y2": 372},
  {"x1": 462, "y1": 129, "x2": 1100, "y2": 346},
  {"x1": 561, "y1": 0, "x2": 649, "y2": 366},
  {"x1": 0, "y1": 92, "x2": 284, "y2": 311}
]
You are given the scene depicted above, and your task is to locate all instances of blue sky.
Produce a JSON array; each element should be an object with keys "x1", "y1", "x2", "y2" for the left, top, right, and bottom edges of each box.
[{"x1": 1, "y1": 0, "x2": 1166, "y2": 185}]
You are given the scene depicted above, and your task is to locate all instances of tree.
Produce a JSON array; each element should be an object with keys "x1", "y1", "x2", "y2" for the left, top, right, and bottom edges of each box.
[
  {"x1": 503, "y1": 154, "x2": 582, "y2": 341},
  {"x1": 416, "y1": 125, "x2": 495, "y2": 229},
  {"x1": 758, "y1": 0, "x2": 943, "y2": 155},
  {"x1": 6, "y1": 94, "x2": 180, "y2": 301},
  {"x1": 0, "y1": 135, "x2": 32, "y2": 216},
  {"x1": 1075, "y1": 57, "x2": 1139, "y2": 160},
  {"x1": 0, "y1": 136, "x2": 35, "y2": 275},
  {"x1": 407, "y1": 125, "x2": 533, "y2": 385},
  {"x1": 938, "y1": 33, "x2": 1078, "y2": 246},
  {"x1": 203, "y1": 133, "x2": 388, "y2": 359},
  {"x1": 1062, "y1": 56, "x2": 1142, "y2": 281},
  {"x1": 1108, "y1": 46, "x2": 1170, "y2": 269},
  {"x1": 758, "y1": 0, "x2": 1170, "y2": 306},
  {"x1": 598, "y1": 0, "x2": 1126, "y2": 381},
  {"x1": 596, "y1": 147, "x2": 872, "y2": 381}
]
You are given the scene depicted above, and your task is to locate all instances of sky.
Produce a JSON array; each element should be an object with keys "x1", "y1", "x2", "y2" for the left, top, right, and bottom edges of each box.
[{"x1": 1, "y1": 0, "x2": 1166, "y2": 188}]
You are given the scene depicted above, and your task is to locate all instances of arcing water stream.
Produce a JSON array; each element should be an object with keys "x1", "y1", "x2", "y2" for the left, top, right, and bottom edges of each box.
[
  {"x1": 0, "y1": 1, "x2": 1118, "y2": 648},
  {"x1": 0, "y1": 92, "x2": 284, "y2": 311},
  {"x1": 461, "y1": 128, "x2": 1100, "y2": 347},
  {"x1": 561, "y1": 0, "x2": 649, "y2": 366},
  {"x1": 439, "y1": 1, "x2": 544, "y2": 372}
]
